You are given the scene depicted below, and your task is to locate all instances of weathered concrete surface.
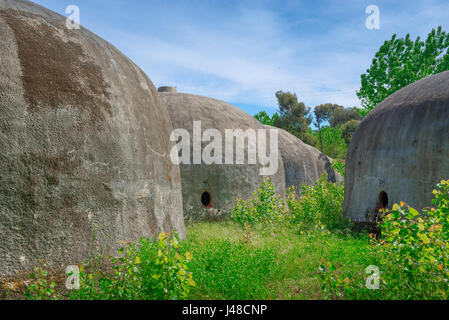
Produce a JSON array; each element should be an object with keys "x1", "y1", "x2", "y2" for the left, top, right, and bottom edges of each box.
[
  {"x1": 344, "y1": 71, "x2": 449, "y2": 223},
  {"x1": 159, "y1": 90, "x2": 286, "y2": 222},
  {"x1": 0, "y1": 0, "x2": 184, "y2": 277},
  {"x1": 273, "y1": 127, "x2": 339, "y2": 191}
]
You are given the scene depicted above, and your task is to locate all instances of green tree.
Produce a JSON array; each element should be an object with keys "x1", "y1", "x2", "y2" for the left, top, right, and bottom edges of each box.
[
  {"x1": 303, "y1": 128, "x2": 319, "y2": 147},
  {"x1": 313, "y1": 126, "x2": 347, "y2": 160},
  {"x1": 357, "y1": 26, "x2": 449, "y2": 117},
  {"x1": 314, "y1": 104, "x2": 338, "y2": 153},
  {"x1": 254, "y1": 111, "x2": 279, "y2": 126},
  {"x1": 313, "y1": 104, "x2": 360, "y2": 155},
  {"x1": 341, "y1": 119, "x2": 360, "y2": 145},
  {"x1": 329, "y1": 106, "x2": 360, "y2": 128},
  {"x1": 273, "y1": 91, "x2": 317, "y2": 147}
]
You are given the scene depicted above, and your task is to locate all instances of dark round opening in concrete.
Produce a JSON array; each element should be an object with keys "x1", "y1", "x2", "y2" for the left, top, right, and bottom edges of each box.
[
  {"x1": 378, "y1": 191, "x2": 388, "y2": 208},
  {"x1": 201, "y1": 191, "x2": 212, "y2": 208}
]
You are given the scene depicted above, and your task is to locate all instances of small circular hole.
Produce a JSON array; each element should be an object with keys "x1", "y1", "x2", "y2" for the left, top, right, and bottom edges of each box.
[
  {"x1": 201, "y1": 191, "x2": 212, "y2": 208},
  {"x1": 378, "y1": 191, "x2": 388, "y2": 209}
]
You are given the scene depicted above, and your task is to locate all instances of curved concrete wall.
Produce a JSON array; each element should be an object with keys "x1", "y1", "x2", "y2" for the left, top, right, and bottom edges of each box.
[
  {"x1": 344, "y1": 71, "x2": 449, "y2": 223},
  {"x1": 160, "y1": 91, "x2": 286, "y2": 222},
  {"x1": 0, "y1": 0, "x2": 185, "y2": 276},
  {"x1": 273, "y1": 127, "x2": 338, "y2": 190}
]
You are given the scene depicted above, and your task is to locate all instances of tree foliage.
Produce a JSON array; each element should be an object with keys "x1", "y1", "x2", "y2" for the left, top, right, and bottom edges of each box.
[
  {"x1": 314, "y1": 104, "x2": 338, "y2": 153},
  {"x1": 313, "y1": 126, "x2": 347, "y2": 160},
  {"x1": 329, "y1": 107, "x2": 360, "y2": 128},
  {"x1": 311, "y1": 104, "x2": 360, "y2": 158},
  {"x1": 254, "y1": 111, "x2": 279, "y2": 126},
  {"x1": 253, "y1": 92, "x2": 359, "y2": 159},
  {"x1": 272, "y1": 91, "x2": 317, "y2": 146},
  {"x1": 357, "y1": 26, "x2": 449, "y2": 117},
  {"x1": 341, "y1": 119, "x2": 360, "y2": 145}
]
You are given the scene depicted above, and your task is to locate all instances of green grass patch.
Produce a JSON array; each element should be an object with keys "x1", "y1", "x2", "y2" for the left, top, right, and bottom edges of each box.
[{"x1": 185, "y1": 221, "x2": 379, "y2": 299}]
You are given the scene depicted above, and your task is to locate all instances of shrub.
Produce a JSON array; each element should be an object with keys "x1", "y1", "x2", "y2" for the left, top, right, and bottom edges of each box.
[
  {"x1": 26, "y1": 232, "x2": 196, "y2": 300},
  {"x1": 288, "y1": 173, "x2": 350, "y2": 233},
  {"x1": 70, "y1": 232, "x2": 195, "y2": 300},
  {"x1": 230, "y1": 178, "x2": 289, "y2": 229},
  {"x1": 377, "y1": 180, "x2": 449, "y2": 299},
  {"x1": 25, "y1": 259, "x2": 59, "y2": 300},
  {"x1": 136, "y1": 232, "x2": 196, "y2": 300},
  {"x1": 331, "y1": 160, "x2": 345, "y2": 178}
]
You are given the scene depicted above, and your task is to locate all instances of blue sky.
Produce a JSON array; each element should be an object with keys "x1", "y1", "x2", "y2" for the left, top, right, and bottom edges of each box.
[{"x1": 33, "y1": 0, "x2": 449, "y2": 117}]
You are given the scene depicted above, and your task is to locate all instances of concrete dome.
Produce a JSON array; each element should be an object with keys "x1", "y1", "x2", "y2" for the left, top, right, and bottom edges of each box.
[
  {"x1": 159, "y1": 92, "x2": 286, "y2": 222},
  {"x1": 273, "y1": 127, "x2": 339, "y2": 190},
  {"x1": 0, "y1": 0, "x2": 185, "y2": 277},
  {"x1": 344, "y1": 71, "x2": 449, "y2": 223}
]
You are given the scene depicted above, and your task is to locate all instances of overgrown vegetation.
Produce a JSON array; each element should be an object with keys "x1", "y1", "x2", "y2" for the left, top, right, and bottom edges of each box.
[
  {"x1": 231, "y1": 178, "x2": 289, "y2": 230},
  {"x1": 25, "y1": 232, "x2": 196, "y2": 300},
  {"x1": 288, "y1": 174, "x2": 350, "y2": 233},
  {"x1": 25, "y1": 260, "x2": 59, "y2": 300},
  {"x1": 376, "y1": 180, "x2": 449, "y2": 299},
  {"x1": 316, "y1": 180, "x2": 449, "y2": 299},
  {"x1": 21, "y1": 173, "x2": 449, "y2": 300}
]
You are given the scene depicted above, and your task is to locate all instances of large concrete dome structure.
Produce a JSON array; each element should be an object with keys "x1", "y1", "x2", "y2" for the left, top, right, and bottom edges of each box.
[
  {"x1": 344, "y1": 71, "x2": 449, "y2": 223},
  {"x1": 0, "y1": 0, "x2": 184, "y2": 277},
  {"x1": 159, "y1": 88, "x2": 286, "y2": 222},
  {"x1": 274, "y1": 127, "x2": 339, "y2": 190}
]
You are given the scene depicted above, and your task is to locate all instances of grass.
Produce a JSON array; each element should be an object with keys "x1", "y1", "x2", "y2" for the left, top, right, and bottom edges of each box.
[
  {"x1": 12, "y1": 221, "x2": 384, "y2": 300},
  {"x1": 185, "y1": 221, "x2": 380, "y2": 300},
  {"x1": 15, "y1": 176, "x2": 449, "y2": 300}
]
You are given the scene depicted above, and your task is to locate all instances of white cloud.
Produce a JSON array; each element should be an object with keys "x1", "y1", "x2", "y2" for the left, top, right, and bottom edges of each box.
[
  {"x1": 107, "y1": 8, "x2": 364, "y2": 109},
  {"x1": 34, "y1": 0, "x2": 449, "y2": 110}
]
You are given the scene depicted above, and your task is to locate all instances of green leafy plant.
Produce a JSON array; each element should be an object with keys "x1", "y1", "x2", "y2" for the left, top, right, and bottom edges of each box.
[
  {"x1": 331, "y1": 160, "x2": 345, "y2": 178},
  {"x1": 318, "y1": 260, "x2": 354, "y2": 299},
  {"x1": 377, "y1": 180, "x2": 449, "y2": 299},
  {"x1": 137, "y1": 232, "x2": 196, "y2": 300},
  {"x1": 64, "y1": 232, "x2": 195, "y2": 300},
  {"x1": 288, "y1": 173, "x2": 350, "y2": 233},
  {"x1": 25, "y1": 259, "x2": 59, "y2": 300},
  {"x1": 231, "y1": 178, "x2": 289, "y2": 229}
]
